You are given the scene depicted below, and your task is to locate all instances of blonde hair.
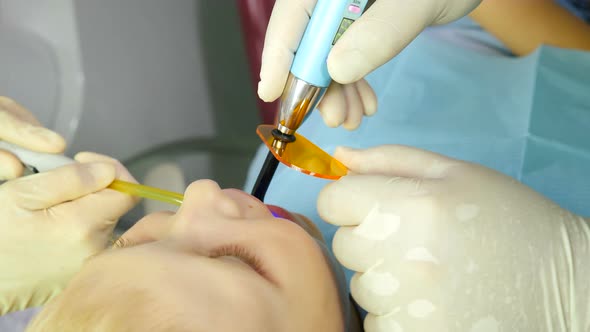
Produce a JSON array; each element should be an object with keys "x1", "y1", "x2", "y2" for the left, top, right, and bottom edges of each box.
[{"x1": 25, "y1": 270, "x2": 191, "y2": 332}]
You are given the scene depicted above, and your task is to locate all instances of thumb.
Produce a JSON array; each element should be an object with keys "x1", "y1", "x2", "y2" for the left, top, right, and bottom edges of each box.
[
  {"x1": 4, "y1": 162, "x2": 116, "y2": 210},
  {"x1": 327, "y1": 0, "x2": 438, "y2": 84},
  {"x1": 334, "y1": 145, "x2": 457, "y2": 179}
]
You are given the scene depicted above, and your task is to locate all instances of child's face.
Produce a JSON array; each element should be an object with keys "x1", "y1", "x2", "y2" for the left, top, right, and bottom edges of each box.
[{"x1": 30, "y1": 180, "x2": 345, "y2": 332}]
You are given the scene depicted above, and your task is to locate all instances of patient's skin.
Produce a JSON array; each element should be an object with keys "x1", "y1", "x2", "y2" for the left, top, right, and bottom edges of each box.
[{"x1": 27, "y1": 180, "x2": 346, "y2": 332}]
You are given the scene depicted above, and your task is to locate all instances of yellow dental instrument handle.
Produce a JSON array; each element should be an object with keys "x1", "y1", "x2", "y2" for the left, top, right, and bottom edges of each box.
[
  {"x1": 109, "y1": 179, "x2": 183, "y2": 206},
  {"x1": 0, "y1": 140, "x2": 184, "y2": 206}
]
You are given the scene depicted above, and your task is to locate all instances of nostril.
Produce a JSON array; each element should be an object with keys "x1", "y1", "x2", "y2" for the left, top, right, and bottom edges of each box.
[
  {"x1": 220, "y1": 188, "x2": 274, "y2": 219},
  {"x1": 215, "y1": 193, "x2": 242, "y2": 218}
]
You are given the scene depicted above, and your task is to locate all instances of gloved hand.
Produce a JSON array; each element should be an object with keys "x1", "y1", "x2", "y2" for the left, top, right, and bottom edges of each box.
[
  {"x1": 0, "y1": 97, "x2": 66, "y2": 180},
  {"x1": 258, "y1": 0, "x2": 482, "y2": 130},
  {"x1": 0, "y1": 152, "x2": 138, "y2": 315},
  {"x1": 318, "y1": 145, "x2": 590, "y2": 331}
]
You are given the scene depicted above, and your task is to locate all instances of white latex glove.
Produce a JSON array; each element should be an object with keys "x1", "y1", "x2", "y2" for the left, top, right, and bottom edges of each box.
[
  {"x1": 0, "y1": 97, "x2": 66, "y2": 180},
  {"x1": 0, "y1": 152, "x2": 138, "y2": 315},
  {"x1": 258, "y1": 0, "x2": 481, "y2": 130},
  {"x1": 318, "y1": 145, "x2": 590, "y2": 332}
]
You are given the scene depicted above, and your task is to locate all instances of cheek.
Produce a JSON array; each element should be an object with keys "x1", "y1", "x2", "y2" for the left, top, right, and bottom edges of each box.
[
  {"x1": 263, "y1": 224, "x2": 344, "y2": 331},
  {"x1": 285, "y1": 250, "x2": 345, "y2": 332}
]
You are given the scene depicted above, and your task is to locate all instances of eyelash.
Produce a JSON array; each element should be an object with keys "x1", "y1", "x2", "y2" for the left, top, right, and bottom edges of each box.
[
  {"x1": 209, "y1": 244, "x2": 268, "y2": 278},
  {"x1": 113, "y1": 239, "x2": 271, "y2": 281}
]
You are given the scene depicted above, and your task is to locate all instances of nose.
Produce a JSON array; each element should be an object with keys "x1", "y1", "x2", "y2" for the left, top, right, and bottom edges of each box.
[
  {"x1": 222, "y1": 188, "x2": 274, "y2": 219},
  {"x1": 180, "y1": 180, "x2": 241, "y2": 218},
  {"x1": 181, "y1": 180, "x2": 273, "y2": 220}
]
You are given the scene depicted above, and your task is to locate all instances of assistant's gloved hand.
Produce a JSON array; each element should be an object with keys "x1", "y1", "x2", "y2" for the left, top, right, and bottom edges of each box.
[
  {"x1": 0, "y1": 97, "x2": 66, "y2": 180},
  {"x1": 258, "y1": 0, "x2": 481, "y2": 130},
  {"x1": 318, "y1": 145, "x2": 590, "y2": 331},
  {"x1": 0, "y1": 152, "x2": 138, "y2": 315}
]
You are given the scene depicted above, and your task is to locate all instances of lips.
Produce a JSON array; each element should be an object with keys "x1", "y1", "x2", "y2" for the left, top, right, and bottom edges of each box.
[
  {"x1": 265, "y1": 205, "x2": 325, "y2": 242},
  {"x1": 266, "y1": 205, "x2": 293, "y2": 220}
]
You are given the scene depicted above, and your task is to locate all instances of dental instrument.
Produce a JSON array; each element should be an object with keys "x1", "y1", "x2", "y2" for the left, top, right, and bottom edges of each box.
[
  {"x1": 108, "y1": 180, "x2": 183, "y2": 206},
  {"x1": 250, "y1": 0, "x2": 369, "y2": 201},
  {"x1": 0, "y1": 140, "x2": 183, "y2": 206}
]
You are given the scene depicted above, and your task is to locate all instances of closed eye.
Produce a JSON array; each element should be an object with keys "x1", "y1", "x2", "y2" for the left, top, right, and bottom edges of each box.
[{"x1": 209, "y1": 244, "x2": 273, "y2": 283}]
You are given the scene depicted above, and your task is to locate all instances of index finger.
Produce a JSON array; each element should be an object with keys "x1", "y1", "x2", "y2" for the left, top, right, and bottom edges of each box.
[
  {"x1": 334, "y1": 145, "x2": 459, "y2": 179},
  {"x1": 0, "y1": 104, "x2": 66, "y2": 153},
  {"x1": 258, "y1": 0, "x2": 317, "y2": 102},
  {"x1": 0, "y1": 96, "x2": 42, "y2": 125}
]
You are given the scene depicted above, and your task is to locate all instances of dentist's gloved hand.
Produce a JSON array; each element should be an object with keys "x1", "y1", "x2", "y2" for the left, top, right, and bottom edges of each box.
[
  {"x1": 258, "y1": 0, "x2": 481, "y2": 130},
  {"x1": 0, "y1": 152, "x2": 138, "y2": 315},
  {"x1": 318, "y1": 145, "x2": 590, "y2": 332},
  {"x1": 0, "y1": 97, "x2": 66, "y2": 180}
]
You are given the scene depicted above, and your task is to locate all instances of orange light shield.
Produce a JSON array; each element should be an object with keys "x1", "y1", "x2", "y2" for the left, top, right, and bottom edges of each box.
[{"x1": 256, "y1": 125, "x2": 348, "y2": 180}]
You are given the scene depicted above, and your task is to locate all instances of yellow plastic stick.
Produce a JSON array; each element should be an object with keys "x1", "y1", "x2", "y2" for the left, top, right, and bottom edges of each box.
[{"x1": 108, "y1": 179, "x2": 184, "y2": 206}]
